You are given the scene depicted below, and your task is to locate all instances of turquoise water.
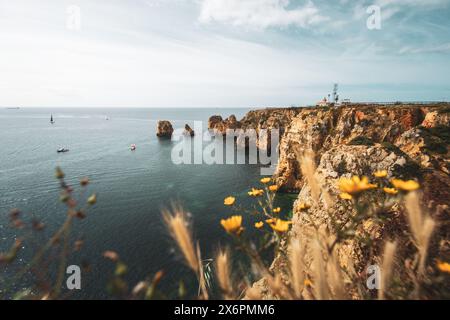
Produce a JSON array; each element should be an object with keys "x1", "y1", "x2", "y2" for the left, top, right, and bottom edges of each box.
[{"x1": 0, "y1": 108, "x2": 292, "y2": 299}]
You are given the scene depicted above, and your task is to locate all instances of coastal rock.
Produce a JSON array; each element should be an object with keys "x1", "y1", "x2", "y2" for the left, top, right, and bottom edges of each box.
[
  {"x1": 207, "y1": 114, "x2": 241, "y2": 135},
  {"x1": 208, "y1": 115, "x2": 223, "y2": 129},
  {"x1": 273, "y1": 105, "x2": 447, "y2": 192},
  {"x1": 156, "y1": 120, "x2": 174, "y2": 138},
  {"x1": 240, "y1": 103, "x2": 450, "y2": 299},
  {"x1": 421, "y1": 110, "x2": 450, "y2": 128},
  {"x1": 184, "y1": 124, "x2": 195, "y2": 137}
]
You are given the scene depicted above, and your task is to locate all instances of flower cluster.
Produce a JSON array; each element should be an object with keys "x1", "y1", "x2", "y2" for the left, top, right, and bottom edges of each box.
[{"x1": 338, "y1": 171, "x2": 420, "y2": 200}]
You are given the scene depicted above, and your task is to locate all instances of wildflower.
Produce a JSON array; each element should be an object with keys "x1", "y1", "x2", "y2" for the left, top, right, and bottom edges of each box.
[
  {"x1": 297, "y1": 202, "x2": 311, "y2": 211},
  {"x1": 115, "y1": 262, "x2": 128, "y2": 276},
  {"x1": 338, "y1": 176, "x2": 377, "y2": 195},
  {"x1": 87, "y1": 194, "x2": 97, "y2": 205},
  {"x1": 383, "y1": 187, "x2": 398, "y2": 195},
  {"x1": 60, "y1": 192, "x2": 70, "y2": 203},
  {"x1": 391, "y1": 179, "x2": 420, "y2": 191},
  {"x1": 304, "y1": 279, "x2": 313, "y2": 287},
  {"x1": 268, "y1": 185, "x2": 278, "y2": 192},
  {"x1": 103, "y1": 250, "x2": 120, "y2": 262},
  {"x1": 267, "y1": 219, "x2": 292, "y2": 233},
  {"x1": 9, "y1": 209, "x2": 20, "y2": 220},
  {"x1": 75, "y1": 210, "x2": 87, "y2": 219},
  {"x1": 32, "y1": 219, "x2": 45, "y2": 231},
  {"x1": 80, "y1": 177, "x2": 90, "y2": 186},
  {"x1": 223, "y1": 196, "x2": 236, "y2": 206},
  {"x1": 260, "y1": 177, "x2": 271, "y2": 184},
  {"x1": 339, "y1": 193, "x2": 353, "y2": 200},
  {"x1": 273, "y1": 207, "x2": 281, "y2": 214},
  {"x1": 221, "y1": 216, "x2": 244, "y2": 235},
  {"x1": 374, "y1": 170, "x2": 388, "y2": 178},
  {"x1": 437, "y1": 261, "x2": 450, "y2": 274},
  {"x1": 55, "y1": 167, "x2": 65, "y2": 179},
  {"x1": 254, "y1": 221, "x2": 264, "y2": 229},
  {"x1": 248, "y1": 188, "x2": 264, "y2": 197}
]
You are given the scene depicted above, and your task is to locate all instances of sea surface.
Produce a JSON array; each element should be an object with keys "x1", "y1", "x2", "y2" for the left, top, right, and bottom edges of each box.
[{"x1": 0, "y1": 107, "x2": 293, "y2": 299}]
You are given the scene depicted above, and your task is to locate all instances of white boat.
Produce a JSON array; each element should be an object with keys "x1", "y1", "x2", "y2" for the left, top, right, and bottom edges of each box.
[
  {"x1": 57, "y1": 148, "x2": 69, "y2": 153},
  {"x1": 130, "y1": 144, "x2": 136, "y2": 151}
]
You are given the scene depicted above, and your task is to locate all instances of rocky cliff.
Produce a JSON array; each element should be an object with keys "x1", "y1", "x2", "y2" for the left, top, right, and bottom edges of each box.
[{"x1": 210, "y1": 103, "x2": 450, "y2": 298}]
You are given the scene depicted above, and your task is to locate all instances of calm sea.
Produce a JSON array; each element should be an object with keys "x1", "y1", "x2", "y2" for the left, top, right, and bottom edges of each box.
[{"x1": 0, "y1": 107, "x2": 293, "y2": 299}]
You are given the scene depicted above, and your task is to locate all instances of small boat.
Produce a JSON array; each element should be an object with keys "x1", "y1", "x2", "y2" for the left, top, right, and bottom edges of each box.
[
  {"x1": 57, "y1": 148, "x2": 69, "y2": 153},
  {"x1": 50, "y1": 114, "x2": 55, "y2": 124},
  {"x1": 130, "y1": 144, "x2": 136, "y2": 151}
]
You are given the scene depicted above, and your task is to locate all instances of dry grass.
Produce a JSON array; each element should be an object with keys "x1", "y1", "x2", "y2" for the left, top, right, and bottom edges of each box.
[
  {"x1": 405, "y1": 192, "x2": 436, "y2": 276},
  {"x1": 163, "y1": 205, "x2": 199, "y2": 274},
  {"x1": 378, "y1": 241, "x2": 396, "y2": 300},
  {"x1": 289, "y1": 239, "x2": 305, "y2": 298},
  {"x1": 215, "y1": 248, "x2": 234, "y2": 300},
  {"x1": 163, "y1": 204, "x2": 208, "y2": 299}
]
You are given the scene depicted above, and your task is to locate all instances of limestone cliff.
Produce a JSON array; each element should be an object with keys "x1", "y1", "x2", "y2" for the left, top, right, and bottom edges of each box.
[{"x1": 210, "y1": 103, "x2": 450, "y2": 298}]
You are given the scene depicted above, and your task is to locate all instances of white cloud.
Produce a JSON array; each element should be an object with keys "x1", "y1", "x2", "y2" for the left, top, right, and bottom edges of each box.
[
  {"x1": 199, "y1": 0, "x2": 328, "y2": 29},
  {"x1": 353, "y1": 0, "x2": 449, "y2": 20},
  {"x1": 399, "y1": 43, "x2": 450, "y2": 54}
]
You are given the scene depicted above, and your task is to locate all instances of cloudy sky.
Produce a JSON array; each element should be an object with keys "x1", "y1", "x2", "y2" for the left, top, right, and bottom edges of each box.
[{"x1": 0, "y1": 0, "x2": 449, "y2": 107}]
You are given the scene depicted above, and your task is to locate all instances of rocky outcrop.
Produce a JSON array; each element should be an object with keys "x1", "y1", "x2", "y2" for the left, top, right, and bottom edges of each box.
[
  {"x1": 156, "y1": 120, "x2": 174, "y2": 138},
  {"x1": 208, "y1": 108, "x2": 302, "y2": 152},
  {"x1": 239, "y1": 103, "x2": 450, "y2": 299},
  {"x1": 274, "y1": 104, "x2": 449, "y2": 192},
  {"x1": 207, "y1": 114, "x2": 242, "y2": 135},
  {"x1": 184, "y1": 124, "x2": 195, "y2": 137}
]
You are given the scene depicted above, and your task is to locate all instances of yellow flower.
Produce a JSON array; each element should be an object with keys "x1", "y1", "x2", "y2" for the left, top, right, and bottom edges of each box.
[
  {"x1": 374, "y1": 170, "x2": 388, "y2": 178},
  {"x1": 297, "y1": 202, "x2": 311, "y2": 211},
  {"x1": 268, "y1": 219, "x2": 292, "y2": 233},
  {"x1": 265, "y1": 218, "x2": 275, "y2": 224},
  {"x1": 304, "y1": 279, "x2": 313, "y2": 287},
  {"x1": 338, "y1": 176, "x2": 377, "y2": 195},
  {"x1": 268, "y1": 185, "x2": 278, "y2": 192},
  {"x1": 383, "y1": 187, "x2": 398, "y2": 195},
  {"x1": 260, "y1": 177, "x2": 271, "y2": 184},
  {"x1": 437, "y1": 261, "x2": 450, "y2": 273},
  {"x1": 272, "y1": 207, "x2": 281, "y2": 214},
  {"x1": 339, "y1": 192, "x2": 353, "y2": 200},
  {"x1": 254, "y1": 221, "x2": 264, "y2": 229},
  {"x1": 221, "y1": 216, "x2": 244, "y2": 235},
  {"x1": 248, "y1": 188, "x2": 264, "y2": 197},
  {"x1": 223, "y1": 196, "x2": 236, "y2": 206},
  {"x1": 87, "y1": 194, "x2": 97, "y2": 205},
  {"x1": 391, "y1": 179, "x2": 420, "y2": 191}
]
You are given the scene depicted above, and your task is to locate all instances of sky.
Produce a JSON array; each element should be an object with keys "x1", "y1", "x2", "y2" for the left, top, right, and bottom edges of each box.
[{"x1": 0, "y1": 0, "x2": 449, "y2": 108}]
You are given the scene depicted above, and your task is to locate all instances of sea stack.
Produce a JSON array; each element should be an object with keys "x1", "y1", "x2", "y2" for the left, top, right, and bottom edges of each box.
[
  {"x1": 184, "y1": 124, "x2": 195, "y2": 137},
  {"x1": 207, "y1": 115, "x2": 223, "y2": 129},
  {"x1": 156, "y1": 120, "x2": 174, "y2": 138}
]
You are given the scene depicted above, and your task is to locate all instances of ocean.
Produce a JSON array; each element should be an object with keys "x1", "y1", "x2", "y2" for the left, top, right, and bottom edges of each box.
[{"x1": 0, "y1": 107, "x2": 293, "y2": 299}]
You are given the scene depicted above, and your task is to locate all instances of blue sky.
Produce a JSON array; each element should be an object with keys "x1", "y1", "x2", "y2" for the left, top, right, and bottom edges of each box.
[{"x1": 0, "y1": 0, "x2": 449, "y2": 107}]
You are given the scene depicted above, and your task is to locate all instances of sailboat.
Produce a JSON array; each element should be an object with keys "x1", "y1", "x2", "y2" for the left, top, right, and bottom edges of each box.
[{"x1": 50, "y1": 114, "x2": 55, "y2": 124}]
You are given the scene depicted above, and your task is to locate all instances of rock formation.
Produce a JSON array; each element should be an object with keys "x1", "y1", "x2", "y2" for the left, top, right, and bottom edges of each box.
[
  {"x1": 184, "y1": 124, "x2": 195, "y2": 137},
  {"x1": 156, "y1": 120, "x2": 174, "y2": 138},
  {"x1": 212, "y1": 103, "x2": 449, "y2": 299}
]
